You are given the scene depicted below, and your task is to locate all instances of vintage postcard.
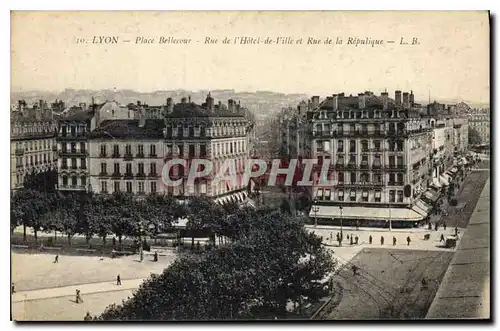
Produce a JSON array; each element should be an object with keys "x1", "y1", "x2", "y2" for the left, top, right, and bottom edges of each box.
[{"x1": 10, "y1": 11, "x2": 490, "y2": 321}]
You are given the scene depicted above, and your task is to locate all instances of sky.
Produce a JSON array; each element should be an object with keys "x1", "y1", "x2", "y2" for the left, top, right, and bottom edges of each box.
[{"x1": 11, "y1": 11, "x2": 490, "y2": 103}]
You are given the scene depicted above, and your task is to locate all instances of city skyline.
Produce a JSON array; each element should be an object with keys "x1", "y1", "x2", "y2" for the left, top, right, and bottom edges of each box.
[{"x1": 11, "y1": 11, "x2": 490, "y2": 104}]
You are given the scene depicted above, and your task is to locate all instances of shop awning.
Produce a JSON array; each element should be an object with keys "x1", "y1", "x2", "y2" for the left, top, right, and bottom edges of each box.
[
  {"x1": 412, "y1": 204, "x2": 428, "y2": 218},
  {"x1": 308, "y1": 205, "x2": 424, "y2": 222},
  {"x1": 431, "y1": 178, "x2": 442, "y2": 189},
  {"x1": 412, "y1": 199, "x2": 433, "y2": 217},
  {"x1": 440, "y1": 175, "x2": 450, "y2": 186},
  {"x1": 423, "y1": 189, "x2": 440, "y2": 203}
]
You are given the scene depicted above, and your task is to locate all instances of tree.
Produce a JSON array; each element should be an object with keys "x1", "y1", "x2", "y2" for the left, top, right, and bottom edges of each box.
[
  {"x1": 469, "y1": 126, "x2": 482, "y2": 145},
  {"x1": 97, "y1": 208, "x2": 336, "y2": 320}
]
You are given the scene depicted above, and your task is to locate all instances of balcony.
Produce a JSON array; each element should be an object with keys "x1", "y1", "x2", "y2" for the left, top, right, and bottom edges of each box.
[
  {"x1": 111, "y1": 172, "x2": 121, "y2": 178},
  {"x1": 335, "y1": 163, "x2": 346, "y2": 170},
  {"x1": 136, "y1": 153, "x2": 145, "y2": 158},
  {"x1": 148, "y1": 172, "x2": 158, "y2": 178},
  {"x1": 15, "y1": 149, "x2": 24, "y2": 155},
  {"x1": 58, "y1": 185, "x2": 86, "y2": 191},
  {"x1": 385, "y1": 165, "x2": 407, "y2": 171},
  {"x1": 58, "y1": 134, "x2": 88, "y2": 141},
  {"x1": 81, "y1": 165, "x2": 87, "y2": 170},
  {"x1": 359, "y1": 163, "x2": 370, "y2": 170},
  {"x1": 112, "y1": 153, "x2": 121, "y2": 158},
  {"x1": 124, "y1": 172, "x2": 134, "y2": 179},
  {"x1": 61, "y1": 164, "x2": 68, "y2": 170},
  {"x1": 336, "y1": 181, "x2": 384, "y2": 188},
  {"x1": 124, "y1": 154, "x2": 134, "y2": 161},
  {"x1": 52, "y1": 146, "x2": 58, "y2": 151},
  {"x1": 371, "y1": 164, "x2": 383, "y2": 171},
  {"x1": 346, "y1": 163, "x2": 357, "y2": 170},
  {"x1": 149, "y1": 153, "x2": 158, "y2": 158},
  {"x1": 98, "y1": 172, "x2": 108, "y2": 177},
  {"x1": 99, "y1": 152, "x2": 107, "y2": 157},
  {"x1": 70, "y1": 166, "x2": 78, "y2": 170},
  {"x1": 136, "y1": 172, "x2": 147, "y2": 179}
]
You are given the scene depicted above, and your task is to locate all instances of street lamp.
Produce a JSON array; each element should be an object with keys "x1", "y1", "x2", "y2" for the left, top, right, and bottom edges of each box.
[
  {"x1": 339, "y1": 205, "x2": 343, "y2": 246},
  {"x1": 389, "y1": 201, "x2": 392, "y2": 231},
  {"x1": 312, "y1": 199, "x2": 319, "y2": 228}
]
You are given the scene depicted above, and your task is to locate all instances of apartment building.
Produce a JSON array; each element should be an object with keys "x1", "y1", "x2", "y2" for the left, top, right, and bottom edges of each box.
[
  {"x1": 10, "y1": 100, "x2": 58, "y2": 190},
  {"x1": 308, "y1": 91, "x2": 437, "y2": 228},
  {"x1": 163, "y1": 94, "x2": 250, "y2": 204}
]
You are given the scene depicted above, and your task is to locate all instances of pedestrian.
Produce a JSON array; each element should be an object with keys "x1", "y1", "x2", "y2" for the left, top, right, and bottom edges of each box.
[
  {"x1": 440, "y1": 234, "x2": 445, "y2": 242},
  {"x1": 351, "y1": 265, "x2": 359, "y2": 276},
  {"x1": 84, "y1": 311, "x2": 92, "y2": 321},
  {"x1": 381, "y1": 236, "x2": 384, "y2": 245},
  {"x1": 428, "y1": 223, "x2": 432, "y2": 230},
  {"x1": 54, "y1": 254, "x2": 59, "y2": 263},
  {"x1": 154, "y1": 251, "x2": 158, "y2": 262},
  {"x1": 435, "y1": 223, "x2": 439, "y2": 231},
  {"x1": 112, "y1": 237, "x2": 116, "y2": 248},
  {"x1": 421, "y1": 277, "x2": 428, "y2": 290},
  {"x1": 350, "y1": 236, "x2": 353, "y2": 245},
  {"x1": 406, "y1": 236, "x2": 411, "y2": 246},
  {"x1": 347, "y1": 234, "x2": 350, "y2": 240},
  {"x1": 11, "y1": 283, "x2": 15, "y2": 294},
  {"x1": 455, "y1": 227, "x2": 459, "y2": 236},
  {"x1": 443, "y1": 222, "x2": 447, "y2": 230},
  {"x1": 369, "y1": 235, "x2": 373, "y2": 245},
  {"x1": 116, "y1": 274, "x2": 122, "y2": 286},
  {"x1": 355, "y1": 236, "x2": 359, "y2": 245},
  {"x1": 393, "y1": 236, "x2": 397, "y2": 246},
  {"x1": 76, "y1": 289, "x2": 83, "y2": 303}
]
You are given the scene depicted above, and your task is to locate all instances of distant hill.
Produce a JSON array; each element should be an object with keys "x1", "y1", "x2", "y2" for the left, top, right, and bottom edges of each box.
[{"x1": 10, "y1": 88, "x2": 309, "y2": 119}]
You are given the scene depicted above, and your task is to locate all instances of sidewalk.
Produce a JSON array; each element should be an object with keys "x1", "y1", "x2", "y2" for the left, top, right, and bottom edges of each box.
[{"x1": 12, "y1": 277, "x2": 145, "y2": 303}]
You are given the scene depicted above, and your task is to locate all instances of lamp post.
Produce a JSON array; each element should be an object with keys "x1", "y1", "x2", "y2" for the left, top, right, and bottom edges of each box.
[
  {"x1": 339, "y1": 205, "x2": 343, "y2": 246},
  {"x1": 312, "y1": 199, "x2": 319, "y2": 228},
  {"x1": 389, "y1": 201, "x2": 392, "y2": 231}
]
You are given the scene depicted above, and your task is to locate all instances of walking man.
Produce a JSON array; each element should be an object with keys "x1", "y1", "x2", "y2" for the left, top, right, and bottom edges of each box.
[
  {"x1": 406, "y1": 236, "x2": 411, "y2": 246},
  {"x1": 443, "y1": 222, "x2": 447, "y2": 230},
  {"x1": 381, "y1": 236, "x2": 385, "y2": 245},
  {"x1": 393, "y1": 236, "x2": 397, "y2": 246},
  {"x1": 116, "y1": 274, "x2": 122, "y2": 286},
  {"x1": 351, "y1": 265, "x2": 359, "y2": 276},
  {"x1": 440, "y1": 234, "x2": 445, "y2": 242},
  {"x1": 369, "y1": 235, "x2": 373, "y2": 245},
  {"x1": 354, "y1": 236, "x2": 359, "y2": 245},
  {"x1": 435, "y1": 223, "x2": 439, "y2": 231},
  {"x1": 54, "y1": 254, "x2": 59, "y2": 263},
  {"x1": 84, "y1": 311, "x2": 92, "y2": 321},
  {"x1": 76, "y1": 289, "x2": 83, "y2": 303},
  {"x1": 350, "y1": 236, "x2": 353, "y2": 245}
]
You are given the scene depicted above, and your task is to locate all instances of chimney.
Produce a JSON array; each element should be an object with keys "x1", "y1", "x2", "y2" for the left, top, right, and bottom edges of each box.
[
  {"x1": 332, "y1": 94, "x2": 339, "y2": 111},
  {"x1": 228, "y1": 99, "x2": 235, "y2": 112},
  {"x1": 395, "y1": 90, "x2": 402, "y2": 105},
  {"x1": 358, "y1": 93, "x2": 366, "y2": 109},
  {"x1": 409, "y1": 90, "x2": 415, "y2": 106},
  {"x1": 311, "y1": 96, "x2": 320, "y2": 109},
  {"x1": 403, "y1": 92, "x2": 410, "y2": 108},
  {"x1": 166, "y1": 97, "x2": 173, "y2": 114},
  {"x1": 206, "y1": 92, "x2": 214, "y2": 111},
  {"x1": 307, "y1": 99, "x2": 312, "y2": 110},
  {"x1": 39, "y1": 100, "x2": 44, "y2": 111},
  {"x1": 181, "y1": 97, "x2": 187, "y2": 104},
  {"x1": 236, "y1": 101, "x2": 241, "y2": 113},
  {"x1": 381, "y1": 92, "x2": 389, "y2": 109},
  {"x1": 188, "y1": 95, "x2": 191, "y2": 103}
]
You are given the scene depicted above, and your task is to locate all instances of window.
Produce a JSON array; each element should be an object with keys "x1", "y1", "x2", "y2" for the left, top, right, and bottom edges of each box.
[
  {"x1": 80, "y1": 142, "x2": 85, "y2": 153},
  {"x1": 81, "y1": 176, "x2": 86, "y2": 187},
  {"x1": 178, "y1": 126, "x2": 183, "y2": 137},
  {"x1": 125, "y1": 145, "x2": 132, "y2": 155},
  {"x1": 338, "y1": 172, "x2": 344, "y2": 183},
  {"x1": 200, "y1": 145, "x2": 207, "y2": 158},
  {"x1": 397, "y1": 140, "x2": 404, "y2": 151},
  {"x1": 71, "y1": 158, "x2": 77, "y2": 169},
  {"x1": 338, "y1": 190, "x2": 344, "y2": 201},
  {"x1": 126, "y1": 163, "x2": 132, "y2": 174},
  {"x1": 349, "y1": 123, "x2": 355, "y2": 133},
  {"x1": 62, "y1": 175, "x2": 68, "y2": 186},
  {"x1": 101, "y1": 163, "x2": 107, "y2": 174},
  {"x1": 43, "y1": 154, "x2": 47, "y2": 163},
  {"x1": 137, "y1": 144, "x2": 144, "y2": 156},
  {"x1": 71, "y1": 126, "x2": 76, "y2": 137},
  {"x1": 100, "y1": 144, "x2": 107, "y2": 156},
  {"x1": 397, "y1": 173, "x2": 404, "y2": 184},
  {"x1": 397, "y1": 190, "x2": 404, "y2": 202},
  {"x1": 350, "y1": 172, "x2": 356, "y2": 184},
  {"x1": 189, "y1": 126, "x2": 195, "y2": 137},
  {"x1": 336, "y1": 155, "x2": 344, "y2": 165},
  {"x1": 114, "y1": 163, "x2": 120, "y2": 174},
  {"x1": 150, "y1": 162, "x2": 156, "y2": 175},
  {"x1": 114, "y1": 181, "x2": 120, "y2": 193},
  {"x1": 71, "y1": 142, "x2": 76, "y2": 153},
  {"x1": 389, "y1": 190, "x2": 396, "y2": 203},
  {"x1": 200, "y1": 126, "x2": 206, "y2": 137},
  {"x1": 350, "y1": 190, "x2": 356, "y2": 201},
  {"x1": 397, "y1": 156, "x2": 404, "y2": 166},
  {"x1": 150, "y1": 144, "x2": 156, "y2": 156},
  {"x1": 138, "y1": 163, "x2": 144, "y2": 174},
  {"x1": 80, "y1": 158, "x2": 86, "y2": 169},
  {"x1": 71, "y1": 176, "x2": 77, "y2": 186},
  {"x1": 349, "y1": 155, "x2": 356, "y2": 165},
  {"x1": 349, "y1": 140, "x2": 356, "y2": 153},
  {"x1": 389, "y1": 173, "x2": 395, "y2": 184},
  {"x1": 337, "y1": 140, "x2": 344, "y2": 152},
  {"x1": 189, "y1": 145, "x2": 195, "y2": 157},
  {"x1": 126, "y1": 182, "x2": 132, "y2": 193},
  {"x1": 361, "y1": 140, "x2": 368, "y2": 152},
  {"x1": 389, "y1": 155, "x2": 395, "y2": 166},
  {"x1": 113, "y1": 145, "x2": 119, "y2": 156},
  {"x1": 374, "y1": 190, "x2": 381, "y2": 202},
  {"x1": 362, "y1": 190, "x2": 369, "y2": 202},
  {"x1": 373, "y1": 154, "x2": 381, "y2": 167},
  {"x1": 151, "y1": 181, "x2": 157, "y2": 193},
  {"x1": 361, "y1": 173, "x2": 369, "y2": 182},
  {"x1": 138, "y1": 182, "x2": 144, "y2": 193},
  {"x1": 317, "y1": 189, "x2": 324, "y2": 200}
]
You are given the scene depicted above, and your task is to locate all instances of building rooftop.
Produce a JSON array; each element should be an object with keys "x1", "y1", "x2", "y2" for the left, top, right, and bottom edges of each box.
[
  {"x1": 88, "y1": 119, "x2": 166, "y2": 139},
  {"x1": 166, "y1": 102, "x2": 245, "y2": 118}
]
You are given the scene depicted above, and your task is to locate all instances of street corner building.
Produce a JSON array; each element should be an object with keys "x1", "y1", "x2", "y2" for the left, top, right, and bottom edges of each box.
[{"x1": 299, "y1": 90, "x2": 470, "y2": 228}]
